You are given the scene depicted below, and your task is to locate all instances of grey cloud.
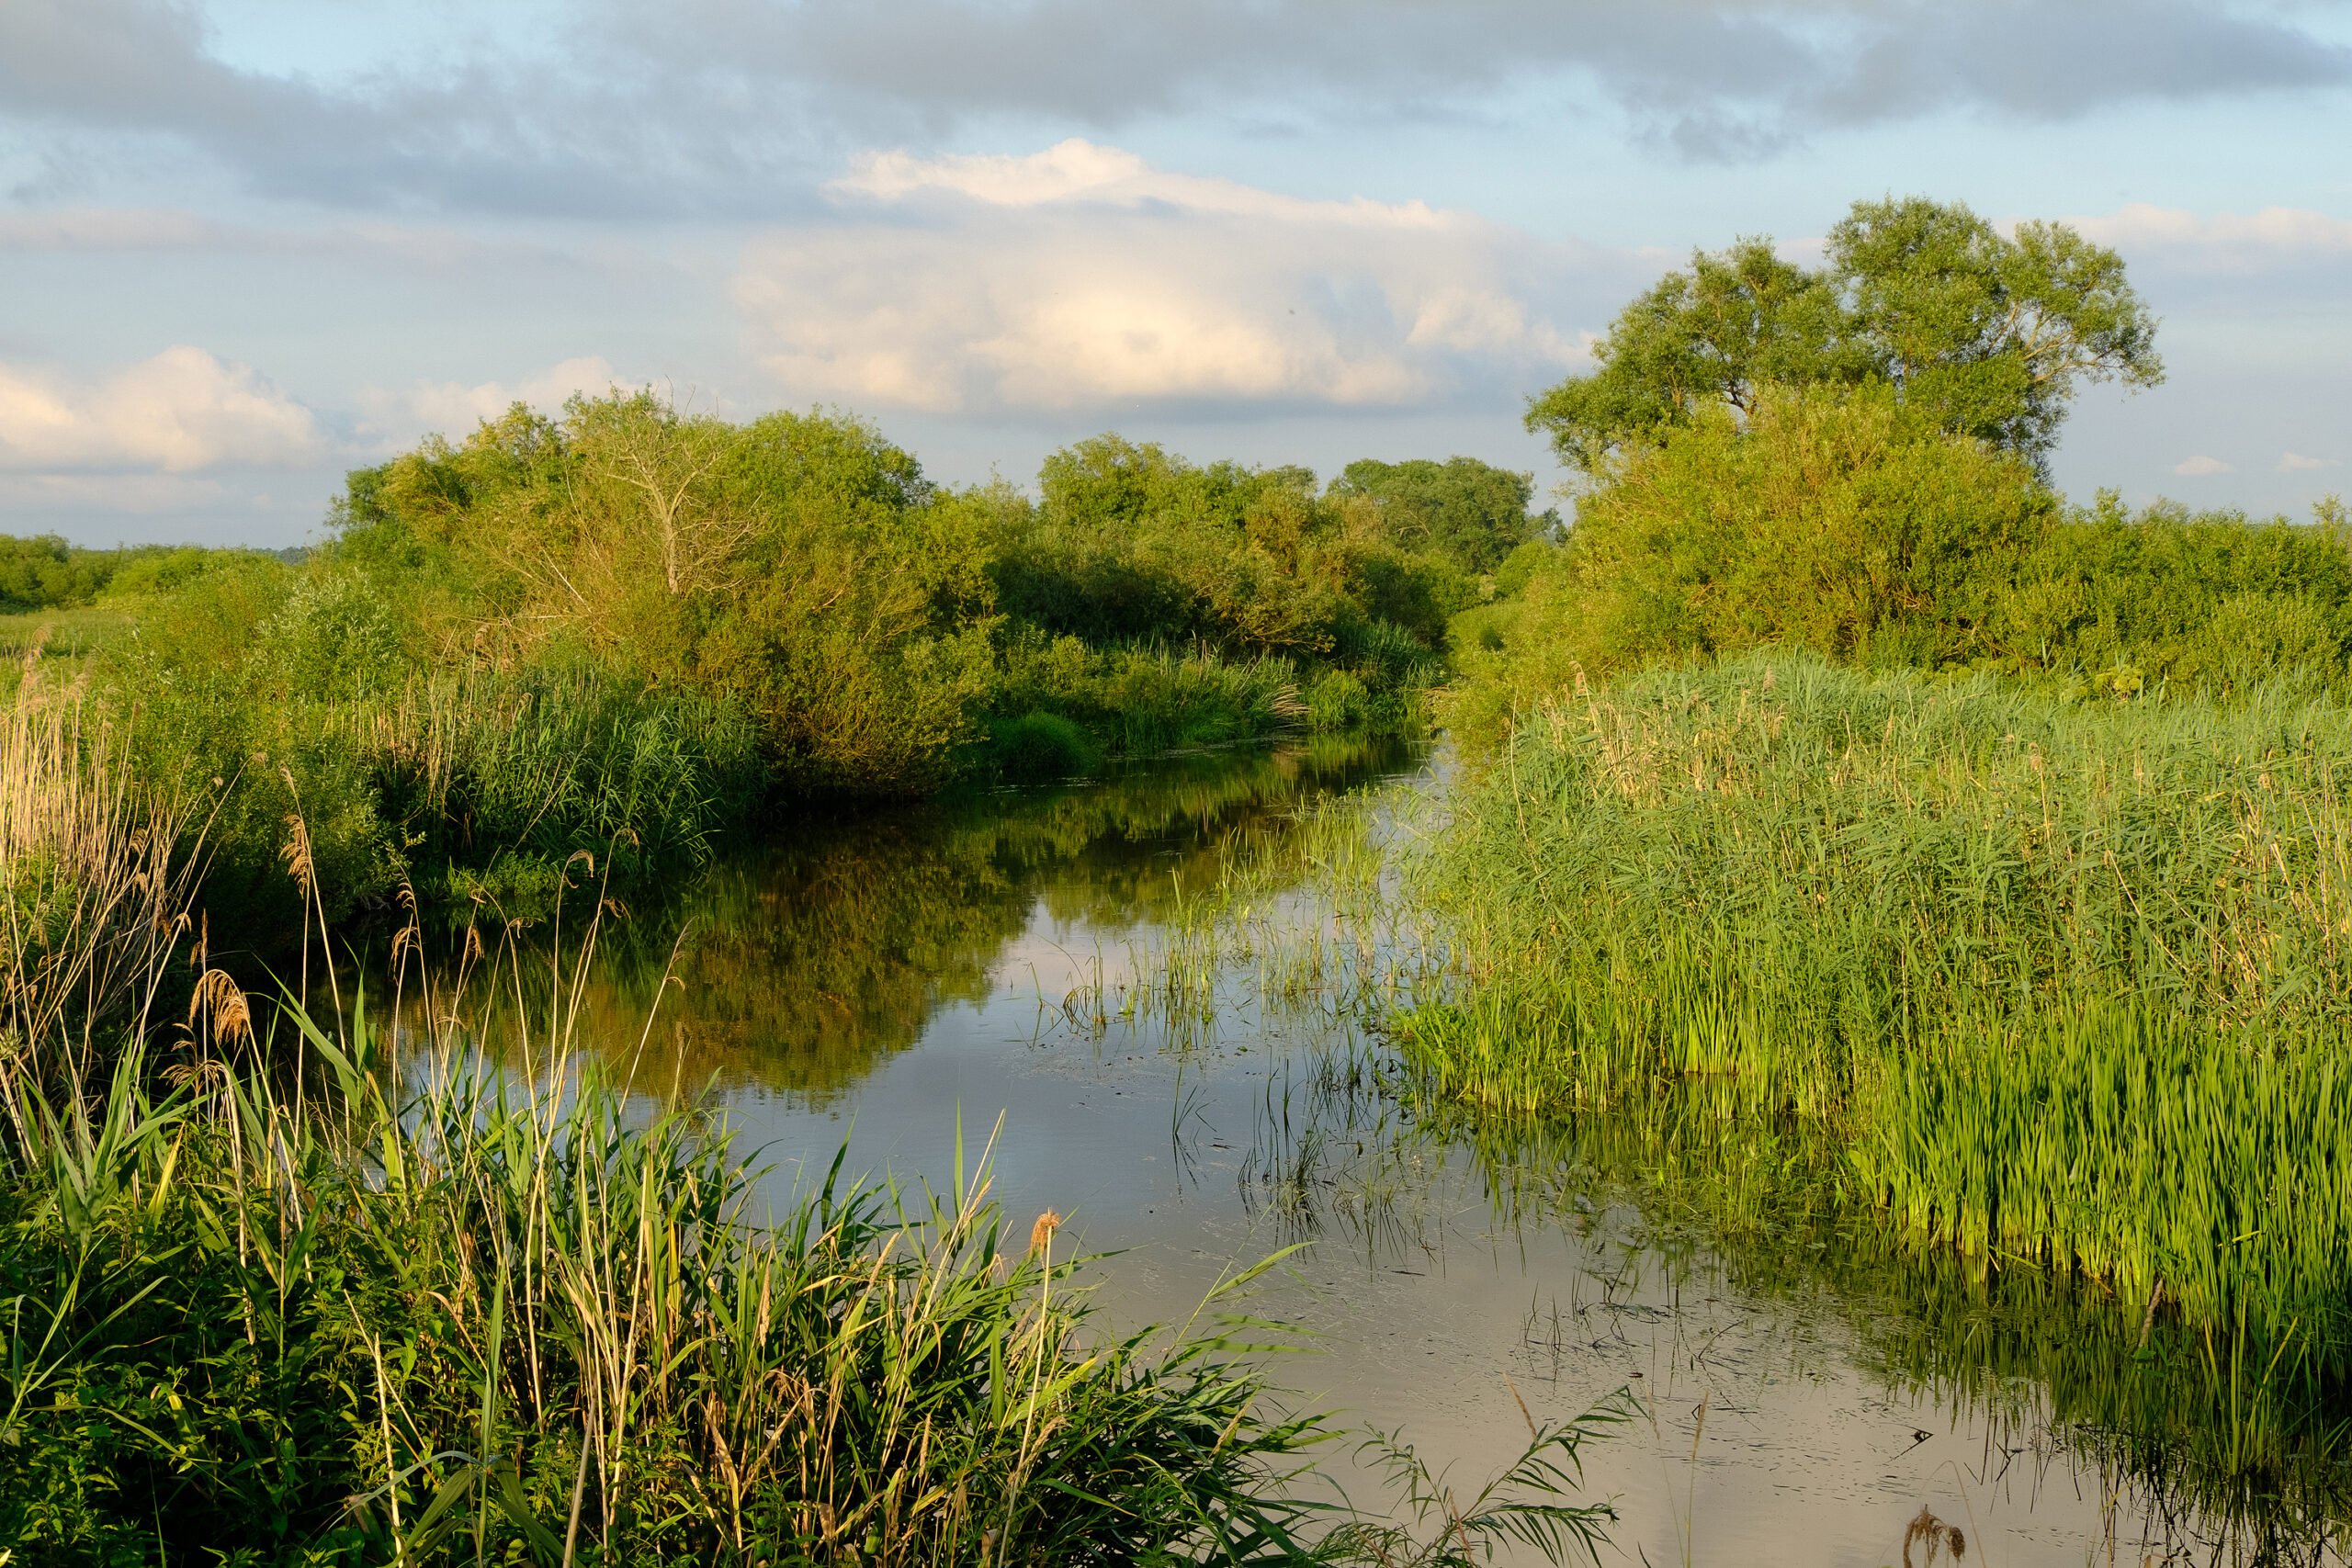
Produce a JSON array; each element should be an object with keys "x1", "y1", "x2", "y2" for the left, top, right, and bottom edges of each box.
[
  {"x1": 1817, "y1": 0, "x2": 2348, "y2": 124},
  {"x1": 643, "y1": 0, "x2": 1827, "y2": 133},
  {"x1": 1, "y1": 0, "x2": 2346, "y2": 216},
  {"x1": 0, "y1": 0, "x2": 834, "y2": 216},
  {"x1": 627, "y1": 0, "x2": 2352, "y2": 151}
]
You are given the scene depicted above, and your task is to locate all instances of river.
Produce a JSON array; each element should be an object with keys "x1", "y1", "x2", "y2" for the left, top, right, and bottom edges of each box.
[{"x1": 382, "y1": 736, "x2": 2346, "y2": 1567}]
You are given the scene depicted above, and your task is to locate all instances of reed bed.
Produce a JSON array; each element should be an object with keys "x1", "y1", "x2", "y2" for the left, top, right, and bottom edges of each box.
[
  {"x1": 1, "y1": 682, "x2": 1620, "y2": 1566},
  {"x1": 1405, "y1": 650, "x2": 2352, "y2": 1350},
  {"x1": 1442, "y1": 1100, "x2": 2352, "y2": 1552},
  {"x1": 1, "y1": 807, "x2": 1331, "y2": 1563},
  {"x1": 4, "y1": 1021, "x2": 1357, "y2": 1561},
  {"x1": 339, "y1": 661, "x2": 765, "y2": 890},
  {"x1": 1, "y1": 678, "x2": 199, "y2": 1094}
]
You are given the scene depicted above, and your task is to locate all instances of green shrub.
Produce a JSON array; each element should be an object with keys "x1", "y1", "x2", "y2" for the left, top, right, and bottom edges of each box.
[
  {"x1": 1452, "y1": 379, "x2": 2352, "y2": 751},
  {"x1": 991, "y1": 434, "x2": 1459, "y2": 677},
  {"x1": 1550, "y1": 383, "x2": 2052, "y2": 673},
  {"x1": 338, "y1": 395, "x2": 1002, "y2": 797},
  {"x1": 982, "y1": 632, "x2": 1312, "y2": 759},
  {"x1": 129, "y1": 554, "x2": 291, "y2": 678},
  {"x1": 0, "y1": 535, "x2": 107, "y2": 611},
  {"x1": 988, "y1": 708, "x2": 1102, "y2": 780},
  {"x1": 1990, "y1": 494, "x2": 2352, "y2": 695},
  {"x1": 1303, "y1": 668, "x2": 1372, "y2": 729},
  {"x1": 1491, "y1": 537, "x2": 1556, "y2": 599},
  {"x1": 258, "y1": 571, "x2": 405, "y2": 701}
]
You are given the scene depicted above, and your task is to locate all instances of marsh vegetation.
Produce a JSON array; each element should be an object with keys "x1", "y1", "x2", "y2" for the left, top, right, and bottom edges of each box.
[{"x1": 6, "y1": 193, "x2": 2352, "y2": 1563}]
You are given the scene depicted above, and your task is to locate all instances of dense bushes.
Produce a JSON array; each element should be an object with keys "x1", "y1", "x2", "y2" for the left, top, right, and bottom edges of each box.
[
  {"x1": 1452, "y1": 384, "x2": 2352, "y2": 752},
  {"x1": 1528, "y1": 386, "x2": 2052, "y2": 671},
  {"x1": 0, "y1": 535, "x2": 303, "y2": 615},
  {"x1": 1999, "y1": 491, "x2": 2352, "y2": 694},
  {"x1": 339, "y1": 408, "x2": 1483, "y2": 800},
  {"x1": 989, "y1": 434, "x2": 1480, "y2": 663},
  {"x1": 0, "y1": 534, "x2": 110, "y2": 611},
  {"x1": 334, "y1": 397, "x2": 1001, "y2": 795},
  {"x1": 4, "y1": 396, "x2": 1526, "y2": 933}
]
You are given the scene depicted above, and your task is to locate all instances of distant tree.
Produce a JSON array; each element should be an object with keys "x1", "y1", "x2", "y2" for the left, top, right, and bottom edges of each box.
[
  {"x1": 993, "y1": 433, "x2": 1474, "y2": 660},
  {"x1": 1528, "y1": 197, "x2": 2164, "y2": 476},
  {"x1": 1037, "y1": 433, "x2": 1304, "y2": 535},
  {"x1": 1012, "y1": 434, "x2": 1351, "y2": 655},
  {"x1": 1329, "y1": 457, "x2": 1549, "y2": 575},
  {"x1": 0, "y1": 534, "x2": 110, "y2": 611}
]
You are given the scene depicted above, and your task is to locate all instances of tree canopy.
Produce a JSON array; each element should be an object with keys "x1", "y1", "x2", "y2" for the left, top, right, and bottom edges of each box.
[
  {"x1": 1329, "y1": 456, "x2": 1551, "y2": 575},
  {"x1": 1527, "y1": 196, "x2": 2163, "y2": 475}
]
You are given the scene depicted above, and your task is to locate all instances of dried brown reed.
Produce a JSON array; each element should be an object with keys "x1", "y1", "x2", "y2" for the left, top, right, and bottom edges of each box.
[
  {"x1": 1901, "y1": 1505, "x2": 1965, "y2": 1567},
  {"x1": 0, "y1": 676, "x2": 198, "y2": 1098},
  {"x1": 187, "y1": 967, "x2": 254, "y2": 1051}
]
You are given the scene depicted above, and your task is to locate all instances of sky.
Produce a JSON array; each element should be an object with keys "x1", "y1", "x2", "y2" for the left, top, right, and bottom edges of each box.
[{"x1": 1, "y1": 0, "x2": 2346, "y2": 547}]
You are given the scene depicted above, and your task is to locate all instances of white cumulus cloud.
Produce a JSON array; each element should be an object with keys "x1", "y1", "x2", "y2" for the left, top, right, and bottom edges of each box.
[
  {"x1": 739, "y1": 140, "x2": 1609, "y2": 416},
  {"x1": 2280, "y1": 452, "x2": 2343, "y2": 472},
  {"x1": 356, "y1": 356, "x2": 627, "y2": 445},
  {"x1": 0, "y1": 347, "x2": 323, "y2": 473},
  {"x1": 2067, "y1": 204, "x2": 2352, "y2": 273},
  {"x1": 2174, "y1": 454, "x2": 2234, "y2": 475}
]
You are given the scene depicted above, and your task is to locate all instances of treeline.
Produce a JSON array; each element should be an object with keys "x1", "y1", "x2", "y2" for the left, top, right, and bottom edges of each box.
[
  {"x1": 1418, "y1": 195, "x2": 2352, "y2": 1384},
  {"x1": 0, "y1": 534, "x2": 305, "y2": 612},
  {"x1": 1453, "y1": 389, "x2": 2351, "y2": 750},
  {"x1": 328, "y1": 406, "x2": 1532, "y2": 789},
  {"x1": 6, "y1": 398, "x2": 1544, "y2": 933},
  {"x1": 1451, "y1": 191, "x2": 2346, "y2": 752}
]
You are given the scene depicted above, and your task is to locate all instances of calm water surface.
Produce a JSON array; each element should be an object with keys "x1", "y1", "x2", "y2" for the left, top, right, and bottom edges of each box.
[{"x1": 401, "y1": 737, "x2": 2346, "y2": 1567}]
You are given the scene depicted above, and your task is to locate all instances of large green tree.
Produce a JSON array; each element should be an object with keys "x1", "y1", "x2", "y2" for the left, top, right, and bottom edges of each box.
[
  {"x1": 1528, "y1": 197, "x2": 2163, "y2": 475},
  {"x1": 334, "y1": 392, "x2": 1001, "y2": 792},
  {"x1": 1329, "y1": 456, "x2": 1549, "y2": 575}
]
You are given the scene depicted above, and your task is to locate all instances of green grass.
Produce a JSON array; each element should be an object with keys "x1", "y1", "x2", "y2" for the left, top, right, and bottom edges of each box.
[
  {"x1": 0, "y1": 1010, "x2": 1342, "y2": 1563},
  {"x1": 79, "y1": 655, "x2": 765, "y2": 935},
  {"x1": 979, "y1": 636, "x2": 1325, "y2": 771},
  {"x1": 1, "y1": 678, "x2": 1618, "y2": 1567},
  {"x1": 0, "y1": 604, "x2": 140, "y2": 696},
  {"x1": 1404, "y1": 649, "x2": 2352, "y2": 1351}
]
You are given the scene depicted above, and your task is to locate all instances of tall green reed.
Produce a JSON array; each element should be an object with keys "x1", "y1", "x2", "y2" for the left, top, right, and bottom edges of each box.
[
  {"x1": 2, "y1": 685, "x2": 1621, "y2": 1565},
  {"x1": 1407, "y1": 651, "x2": 2352, "y2": 1351},
  {"x1": 351, "y1": 661, "x2": 764, "y2": 891},
  {"x1": 3, "y1": 907, "x2": 1348, "y2": 1561}
]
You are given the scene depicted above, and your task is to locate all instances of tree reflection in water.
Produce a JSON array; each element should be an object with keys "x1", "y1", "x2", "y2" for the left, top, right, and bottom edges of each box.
[
  {"x1": 359, "y1": 731, "x2": 2352, "y2": 1565},
  {"x1": 382, "y1": 731, "x2": 1416, "y2": 1105}
]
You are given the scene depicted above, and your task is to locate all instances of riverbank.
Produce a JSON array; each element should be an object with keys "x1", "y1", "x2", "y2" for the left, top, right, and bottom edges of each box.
[
  {"x1": 3, "y1": 403, "x2": 1498, "y2": 934},
  {"x1": 2, "y1": 690, "x2": 1629, "y2": 1565},
  {"x1": 19, "y1": 691, "x2": 2343, "y2": 1561},
  {"x1": 1403, "y1": 649, "x2": 2352, "y2": 1362}
]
